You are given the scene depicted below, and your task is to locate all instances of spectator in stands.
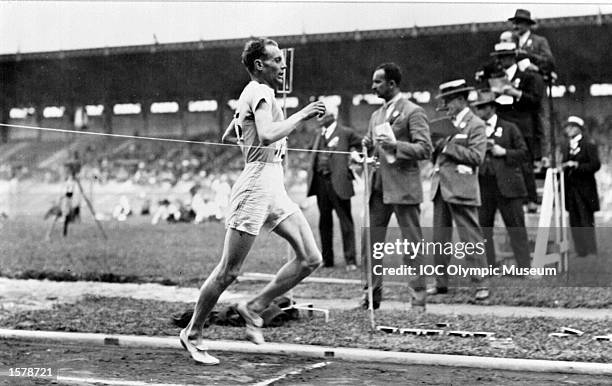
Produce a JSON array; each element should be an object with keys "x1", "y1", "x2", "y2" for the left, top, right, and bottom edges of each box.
[
  {"x1": 561, "y1": 116, "x2": 601, "y2": 258},
  {"x1": 509, "y1": 9, "x2": 556, "y2": 75},
  {"x1": 306, "y1": 102, "x2": 362, "y2": 271},
  {"x1": 491, "y1": 41, "x2": 546, "y2": 213},
  {"x1": 112, "y1": 195, "x2": 132, "y2": 221}
]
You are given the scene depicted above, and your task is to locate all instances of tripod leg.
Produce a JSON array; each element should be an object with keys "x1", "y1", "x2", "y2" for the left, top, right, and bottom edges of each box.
[
  {"x1": 63, "y1": 216, "x2": 69, "y2": 237},
  {"x1": 45, "y1": 216, "x2": 59, "y2": 241},
  {"x1": 75, "y1": 177, "x2": 107, "y2": 240}
]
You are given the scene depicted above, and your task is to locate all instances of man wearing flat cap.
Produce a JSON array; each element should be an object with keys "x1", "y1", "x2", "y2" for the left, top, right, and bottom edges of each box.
[
  {"x1": 472, "y1": 89, "x2": 531, "y2": 269},
  {"x1": 509, "y1": 8, "x2": 555, "y2": 74},
  {"x1": 429, "y1": 79, "x2": 489, "y2": 300},
  {"x1": 561, "y1": 116, "x2": 601, "y2": 258},
  {"x1": 490, "y1": 41, "x2": 546, "y2": 213}
]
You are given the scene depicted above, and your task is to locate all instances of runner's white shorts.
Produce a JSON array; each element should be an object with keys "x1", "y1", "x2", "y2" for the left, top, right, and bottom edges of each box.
[{"x1": 225, "y1": 162, "x2": 300, "y2": 236}]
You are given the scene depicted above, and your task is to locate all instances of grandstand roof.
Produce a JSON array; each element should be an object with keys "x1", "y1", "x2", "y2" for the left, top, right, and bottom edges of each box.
[{"x1": 0, "y1": 13, "x2": 609, "y2": 62}]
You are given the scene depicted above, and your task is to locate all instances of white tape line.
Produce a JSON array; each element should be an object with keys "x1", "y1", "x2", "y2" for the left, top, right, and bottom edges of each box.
[
  {"x1": 1, "y1": 329, "x2": 611, "y2": 375},
  {"x1": 252, "y1": 361, "x2": 330, "y2": 386},
  {"x1": 0, "y1": 123, "x2": 352, "y2": 156},
  {"x1": 57, "y1": 375, "x2": 194, "y2": 386}
]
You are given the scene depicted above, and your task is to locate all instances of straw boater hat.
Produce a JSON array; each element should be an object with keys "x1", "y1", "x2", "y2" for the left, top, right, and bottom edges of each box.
[
  {"x1": 435, "y1": 79, "x2": 474, "y2": 100},
  {"x1": 564, "y1": 116, "x2": 585, "y2": 129},
  {"x1": 508, "y1": 9, "x2": 536, "y2": 25},
  {"x1": 470, "y1": 89, "x2": 498, "y2": 108},
  {"x1": 490, "y1": 41, "x2": 518, "y2": 57}
]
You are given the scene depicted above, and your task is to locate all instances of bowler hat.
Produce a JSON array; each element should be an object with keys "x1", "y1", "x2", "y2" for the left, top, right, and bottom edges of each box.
[
  {"x1": 508, "y1": 9, "x2": 536, "y2": 25},
  {"x1": 435, "y1": 79, "x2": 474, "y2": 100},
  {"x1": 490, "y1": 42, "x2": 518, "y2": 57},
  {"x1": 471, "y1": 89, "x2": 498, "y2": 108}
]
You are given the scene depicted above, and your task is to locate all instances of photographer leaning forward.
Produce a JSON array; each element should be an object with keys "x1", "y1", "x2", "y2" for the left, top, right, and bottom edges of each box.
[
  {"x1": 360, "y1": 63, "x2": 432, "y2": 310},
  {"x1": 428, "y1": 79, "x2": 489, "y2": 301}
]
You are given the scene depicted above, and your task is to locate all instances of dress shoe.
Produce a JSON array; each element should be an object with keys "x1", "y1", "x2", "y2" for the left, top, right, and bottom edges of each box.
[
  {"x1": 426, "y1": 287, "x2": 448, "y2": 296},
  {"x1": 474, "y1": 287, "x2": 490, "y2": 301},
  {"x1": 358, "y1": 295, "x2": 380, "y2": 310},
  {"x1": 345, "y1": 264, "x2": 358, "y2": 272},
  {"x1": 526, "y1": 202, "x2": 538, "y2": 213}
]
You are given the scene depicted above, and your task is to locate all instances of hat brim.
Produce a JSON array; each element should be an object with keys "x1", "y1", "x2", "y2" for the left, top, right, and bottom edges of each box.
[
  {"x1": 471, "y1": 99, "x2": 498, "y2": 107},
  {"x1": 508, "y1": 16, "x2": 536, "y2": 25},
  {"x1": 435, "y1": 86, "x2": 474, "y2": 100},
  {"x1": 490, "y1": 50, "x2": 517, "y2": 57}
]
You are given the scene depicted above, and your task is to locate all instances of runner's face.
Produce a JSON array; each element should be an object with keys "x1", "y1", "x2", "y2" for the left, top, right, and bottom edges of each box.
[{"x1": 260, "y1": 45, "x2": 286, "y2": 88}]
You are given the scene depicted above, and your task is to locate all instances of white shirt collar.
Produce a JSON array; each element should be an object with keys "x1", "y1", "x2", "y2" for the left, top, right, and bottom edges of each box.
[
  {"x1": 322, "y1": 121, "x2": 337, "y2": 139},
  {"x1": 486, "y1": 114, "x2": 498, "y2": 137},
  {"x1": 505, "y1": 63, "x2": 518, "y2": 80},
  {"x1": 569, "y1": 133, "x2": 582, "y2": 149},
  {"x1": 453, "y1": 107, "x2": 470, "y2": 127},
  {"x1": 518, "y1": 30, "x2": 531, "y2": 48}
]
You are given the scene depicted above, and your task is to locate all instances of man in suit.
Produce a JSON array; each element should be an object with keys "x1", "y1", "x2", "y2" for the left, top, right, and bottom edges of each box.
[
  {"x1": 306, "y1": 105, "x2": 362, "y2": 270},
  {"x1": 429, "y1": 79, "x2": 489, "y2": 300},
  {"x1": 472, "y1": 89, "x2": 531, "y2": 269},
  {"x1": 561, "y1": 116, "x2": 601, "y2": 258},
  {"x1": 360, "y1": 62, "x2": 432, "y2": 310},
  {"x1": 508, "y1": 9, "x2": 556, "y2": 75},
  {"x1": 491, "y1": 41, "x2": 546, "y2": 213}
]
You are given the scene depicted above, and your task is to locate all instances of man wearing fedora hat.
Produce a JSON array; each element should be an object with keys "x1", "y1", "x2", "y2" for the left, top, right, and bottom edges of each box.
[
  {"x1": 429, "y1": 79, "x2": 489, "y2": 300},
  {"x1": 509, "y1": 8, "x2": 555, "y2": 74},
  {"x1": 490, "y1": 41, "x2": 546, "y2": 213},
  {"x1": 472, "y1": 89, "x2": 531, "y2": 269},
  {"x1": 561, "y1": 116, "x2": 601, "y2": 258}
]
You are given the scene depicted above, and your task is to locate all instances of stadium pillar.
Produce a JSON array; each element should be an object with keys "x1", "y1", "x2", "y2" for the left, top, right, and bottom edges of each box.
[
  {"x1": 178, "y1": 99, "x2": 189, "y2": 138},
  {"x1": 216, "y1": 96, "x2": 226, "y2": 137},
  {"x1": 141, "y1": 100, "x2": 151, "y2": 136},
  {"x1": 103, "y1": 102, "x2": 113, "y2": 134},
  {"x1": 0, "y1": 103, "x2": 9, "y2": 143},
  {"x1": 35, "y1": 104, "x2": 44, "y2": 142},
  {"x1": 339, "y1": 92, "x2": 353, "y2": 128}
]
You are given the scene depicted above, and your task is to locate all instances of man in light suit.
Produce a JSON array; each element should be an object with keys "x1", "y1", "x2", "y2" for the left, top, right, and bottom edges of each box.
[
  {"x1": 361, "y1": 62, "x2": 432, "y2": 310},
  {"x1": 472, "y1": 89, "x2": 531, "y2": 269},
  {"x1": 307, "y1": 105, "x2": 362, "y2": 270},
  {"x1": 429, "y1": 79, "x2": 489, "y2": 300},
  {"x1": 492, "y1": 41, "x2": 546, "y2": 213},
  {"x1": 509, "y1": 9, "x2": 555, "y2": 75}
]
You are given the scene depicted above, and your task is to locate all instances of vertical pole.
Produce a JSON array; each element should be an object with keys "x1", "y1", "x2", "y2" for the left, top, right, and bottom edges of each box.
[
  {"x1": 362, "y1": 145, "x2": 375, "y2": 330},
  {"x1": 283, "y1": 92, "x2": 294, "y2": 305}
]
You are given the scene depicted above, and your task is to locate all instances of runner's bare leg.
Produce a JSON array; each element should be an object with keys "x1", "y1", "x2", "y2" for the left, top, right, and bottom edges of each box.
[
  {"x1": 186, "y1": 228, "x2": 256, "y2": 339},
  {"x1": 247, "y1": 211, "x2": 322, "y2": 313}
]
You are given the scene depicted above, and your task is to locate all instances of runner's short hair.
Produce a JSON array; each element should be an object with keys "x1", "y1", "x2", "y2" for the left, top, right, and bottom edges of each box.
[
  {"x1": 242, "y1": 38, "x2": 279, "y2": 74},
  {"x1": 376, "y1": 62, "x2": 402, "y2": 86}
]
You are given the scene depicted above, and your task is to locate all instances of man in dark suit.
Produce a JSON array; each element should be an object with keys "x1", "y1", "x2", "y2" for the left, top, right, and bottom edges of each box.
[
  {"x1": 307, "y1": 105, "x2": 362, "y2": 270},
  {"x1": 361, "y1": 62, "x2": 432, "y2": 309},
  {"x1": 472, "y1": 90, "x2": 531, "y2": 269},
  {"x1": 491, "y1": 41, "x2": 546, "y2": 213},
  {"x1": 508, "y1": 9, "x2": 556, "y2": 75},
  {"x1": 561, "y1": 116, "x2": 601, "y2": 258},
  {"x1": 429, "y1": 79, "x2": 489, "y2": 300}
]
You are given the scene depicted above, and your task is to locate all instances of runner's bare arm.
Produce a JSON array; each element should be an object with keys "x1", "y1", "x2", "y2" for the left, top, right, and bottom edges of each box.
[
  {"x1": 222, "y1": 119, "x2": 238, "y2": 143},
  {"x1": 254, "y1": 100, "x2": 326, "y2": 145}
]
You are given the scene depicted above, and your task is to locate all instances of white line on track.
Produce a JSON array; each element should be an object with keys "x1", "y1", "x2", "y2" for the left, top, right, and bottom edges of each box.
[
  {"x1": 252, "y1": 361, "x2": 330, "y2": 386},
  {"x1": 57, "y1": 375, "x2": 198, "y2": 386}
]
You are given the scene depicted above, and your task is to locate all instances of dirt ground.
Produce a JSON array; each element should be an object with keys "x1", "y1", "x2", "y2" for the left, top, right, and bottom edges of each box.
[{"x1": 0, "y1": 339, "x2": 610, "y2": 385}]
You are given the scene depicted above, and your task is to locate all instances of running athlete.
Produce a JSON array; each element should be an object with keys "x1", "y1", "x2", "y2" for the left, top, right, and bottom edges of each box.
[{"x1": 180, "y1": 38, "x2": 326, "y2": 365}]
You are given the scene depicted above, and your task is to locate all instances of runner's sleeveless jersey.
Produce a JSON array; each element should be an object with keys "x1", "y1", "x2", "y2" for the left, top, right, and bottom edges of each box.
[{"x1": 234, "y1": 81, "x2": 286, "y2": 163}]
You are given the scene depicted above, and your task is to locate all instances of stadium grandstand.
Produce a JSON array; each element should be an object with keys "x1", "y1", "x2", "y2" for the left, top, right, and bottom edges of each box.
[{"x1": 0, "y1": 12, "x2": 611, "y2": 183}]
